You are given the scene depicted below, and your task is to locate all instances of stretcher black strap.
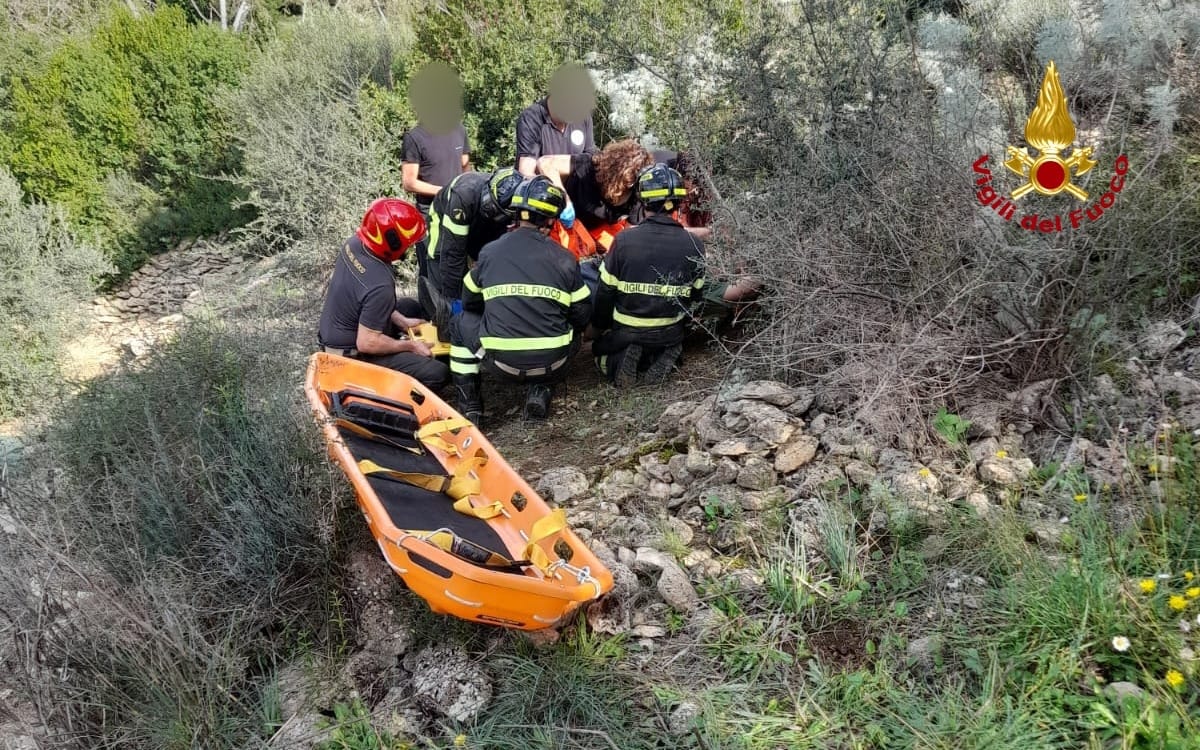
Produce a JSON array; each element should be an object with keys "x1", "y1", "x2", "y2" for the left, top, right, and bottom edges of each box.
[{"x1": 327, "y1": 389, "x2": 423, "y2": 452}]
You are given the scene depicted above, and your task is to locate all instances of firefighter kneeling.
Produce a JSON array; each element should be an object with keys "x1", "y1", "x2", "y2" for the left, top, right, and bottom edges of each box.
[
  {"x1": 448, "y1": 176, "x2": 592, "y2": 423},
  {"x1": 592, "y1": 163, "x2": 704, "y2": 385}
]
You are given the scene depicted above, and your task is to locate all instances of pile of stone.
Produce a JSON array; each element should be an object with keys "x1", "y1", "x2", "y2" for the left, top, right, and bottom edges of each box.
[{"x1": 90, "y1": 240, "x2": 250, "y2": 322}]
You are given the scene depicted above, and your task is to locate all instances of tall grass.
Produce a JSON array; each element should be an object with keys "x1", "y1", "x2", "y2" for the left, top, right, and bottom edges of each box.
[{"x1": 0, "y1": 321, "x2": 343, "y2": 748}]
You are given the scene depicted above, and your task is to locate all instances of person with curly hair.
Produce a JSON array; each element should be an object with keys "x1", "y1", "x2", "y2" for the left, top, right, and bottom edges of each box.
[{"x1": 537, "y1": 138, "x2": 653, "y2": 232}]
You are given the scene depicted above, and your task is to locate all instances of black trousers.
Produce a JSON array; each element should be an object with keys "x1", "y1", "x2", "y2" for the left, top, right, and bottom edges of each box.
[
  {"x1": 592, "y1": 326, "x2": 683, "y2": 380},
  {"x1": 448, "y1": 312, "x2": 577, "y2": 385}
]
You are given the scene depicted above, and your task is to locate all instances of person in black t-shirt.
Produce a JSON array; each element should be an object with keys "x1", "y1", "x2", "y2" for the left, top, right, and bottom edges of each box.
[
  {"x1": 516, "y1": 63, "x2": 597, "y2": 176},
  {"x1": 318, "y1": 198, "x2": 449, "y2": 391},
  {"x1": 402, "y1": 62, "x2": 471, "y2": 276},
  {"x1": 401, "y1": 125, "x2": 470, "y2": 209}
]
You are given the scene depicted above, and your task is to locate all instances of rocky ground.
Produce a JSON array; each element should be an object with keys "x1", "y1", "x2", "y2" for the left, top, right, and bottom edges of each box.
[{"x1": 4, "y1": 238, "x2": 1200, "y2": 747}]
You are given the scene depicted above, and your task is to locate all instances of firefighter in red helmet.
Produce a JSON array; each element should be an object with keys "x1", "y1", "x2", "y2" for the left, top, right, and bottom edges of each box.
[{"x1": 318, "y1": 198, "x2": 450, "y2": 391}]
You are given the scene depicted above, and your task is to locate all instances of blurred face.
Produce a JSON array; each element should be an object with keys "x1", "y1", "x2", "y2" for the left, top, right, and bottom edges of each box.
[
  {"x1": 547, "y1": 63, "x2": 596, "y2": 124},
  {"x1": 408, "y1": 61, "x2": 464, "y2": 135}
]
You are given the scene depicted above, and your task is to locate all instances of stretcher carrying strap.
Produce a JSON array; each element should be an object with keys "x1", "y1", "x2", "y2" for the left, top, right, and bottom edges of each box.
[
  {"x1": 327, "y1": 389, "x2": 423, "y2": 452},
  {"x1": 357, "y1": 455, "x2": 486, "y2": 501},
  {"x1": 403, "y1": 528, "x2": 532, "y2": 573},
  {"x1": 417, "y1": 417, "x2": 473, "y2": 456},
  {"x1": 523, "y1": 509, "x2": 568, "y2": 576}
]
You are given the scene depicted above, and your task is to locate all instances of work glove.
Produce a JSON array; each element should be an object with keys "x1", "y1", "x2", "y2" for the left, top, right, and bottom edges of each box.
[
  {"x1": 450, "y1": 298, "x2": 463, "y2": 316},
  {"x1": 560, "y1": 202, "x2": 576, "y2": 229}
]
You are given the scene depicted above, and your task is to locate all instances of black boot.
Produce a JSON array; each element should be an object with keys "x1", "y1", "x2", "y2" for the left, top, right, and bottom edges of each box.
[
  {"x1": 453, "y1": 374, "x2": 484, "y2": 426},
  {"x1": 613, "y1": 343, "x2": 642, "y2": 387},
  {"x1": 524, "y1": 383, "x2": 553, "y2": 420},
  {"x1": 643, "y1": 343, "x2": 682, "y2": 384},
  {"x1": 418, "y1": 275, "x2": 451, "y2": 337}
]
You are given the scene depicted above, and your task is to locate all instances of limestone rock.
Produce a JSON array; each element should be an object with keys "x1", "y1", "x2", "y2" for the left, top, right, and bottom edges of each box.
[
  {"x1": 978, "y1": 456, "x2": 1034, "y2": 487},
  {"x1": 634, "y1": 547, "x2": 700, "y2": 612},
  {"x1": 1139, "y1": 320, "x2": 1186, "y2": 359},
  {"x1": 370, "y1": 687, "x2": 424, "y2": 738},
  {"x1": 668, "y1": 701, "x2": 702, "y2": 735},
  {"x1": 843, "y1": 460, "x2": 878, "y2": 487},
  {"x1": 736, "y1": 457, "x2": 777, "y2": 491},
  {"x1": 269, "y1": 712, "x2": 332, "y2": 749},
  {"x1": 740, "y1": 486, "x2": 786, "y2": 511},
  {"x1": 357, "y1": 600, "x2": 413, "y2": 658},
  {"x1": 906, "y1": 634, "x2": 943, "y2": 669},
  {"x1": 536, "y1": 466, "x2": 589, "y2": 504},
  {"x1": 404, "y1": 646, "x2": 492, "y2": 723},
  {"x1": 667, "y1": 454, "x2": 694, "y2": 488},
  {"x1": 638, "y1": 453, "x2": 674, "y2": 483},
  {"x1": 729, "y1": 380, "x2": 799, "y2": 407},
  {"x1": 774, "y1": 434, "x2": 819, "y2": 473},
  {"x1": 963, "y1": 492, "x2": 992, "y2": 519},
  {"x1": 710, "y1": 438, "x2": 756, "y2": 457},
  {"x1": 684, "y1": 450, "x2": 715, "y2": 477},
  {"x1": 658, "y1": 400, "x2": 700, "y2": 436},
  {"x1": 1105, "y1": 681, "x2": 1146, "y2": 703}
]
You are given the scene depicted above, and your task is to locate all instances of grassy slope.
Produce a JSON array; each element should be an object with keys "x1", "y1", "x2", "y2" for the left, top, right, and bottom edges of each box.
[{"x1": 4, "y1": 270, "x2": 1198, "y2": 750}]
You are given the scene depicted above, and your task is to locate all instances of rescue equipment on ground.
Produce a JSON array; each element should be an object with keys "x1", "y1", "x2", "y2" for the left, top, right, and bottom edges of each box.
[{"x1": 305, "y1": 353, "x2": 613, "y2": 629}]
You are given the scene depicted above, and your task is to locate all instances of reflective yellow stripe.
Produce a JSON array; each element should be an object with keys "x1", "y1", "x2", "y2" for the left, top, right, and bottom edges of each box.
[
  {"x1": 482, "y1": 283, "x2": 571, "y2": 305},
  {"x1": 427, "y1": 209, "x2": 442, "y2": 259},
  {"x1": 449, "y1": 345, "x2": 476, "y2": 360},
  {"x1": 570, "y1": 285, "x2": 590, "y2": 302},
  {"x1": 613, "y1": 310, "x2": 684, "y2": 327},
  {"x1": 693, "y1": 277, "x2": 705, "y2": 289},
  {"x1": 480, "y1": 332, "x2": 572, "y2": 351},
  {"x1": 614, "y1": 279, "x2": 692, "y2": 297},
  {"x1": 640, "y1": 187, "x2": 687, "y2": 198},
  {"x1": 443, "y1": 217, "x2": 469, "y2": 236},
  {"x1": 463, "y1": 272, "x2": 481, "y2": 293},
  {"x1": 450, "y1": 359, "x2": 480, "y2": 375},
  {"x1": 513, "y1": 196, "x2": 559, "y2": 214},
  {"x1": 598, "y1": 261, "x2": 617, "y2": 286}
]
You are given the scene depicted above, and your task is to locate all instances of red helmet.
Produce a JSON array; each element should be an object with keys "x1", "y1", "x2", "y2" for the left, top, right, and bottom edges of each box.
[{"x1": 356, "y1": 198, "x2": 426, "y2": 262}]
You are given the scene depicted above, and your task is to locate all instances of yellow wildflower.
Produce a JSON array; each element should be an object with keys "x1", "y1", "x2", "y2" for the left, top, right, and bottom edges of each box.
[
  {"x1": 918, "y1": 467, "x2": 932, "y2": 478},
  {"x1": 1188, "y1": 587, "x2": 1200, "y2": 599},
  {"x1": 1073, "y1": 493, "x2": 1087, "y2": 503},
  {"x1": 454, "y1": 735, "x2": 468, "y2": 747},
  {"x1": 1165, "y1": 669, "x2": 1185, "y2": 689},
  {"x1": 1140, "y1": 579, "x2": 1158, "y2": 594},
  {"x1": 1149, "y1": 463, "x2": 1159, "y2": 474},
  {"x1": 1169, "y1": 595, "x2": 1188, "y2": 611},
  {"x1": 1186, "y1": 571, "x2": 1195, "y2": 582},
  {"x1": 995, "y1": 450, "x2": 1008, "y2": 459}
]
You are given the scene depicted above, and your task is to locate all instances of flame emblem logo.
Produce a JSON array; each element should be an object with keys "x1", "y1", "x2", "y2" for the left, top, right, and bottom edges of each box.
[{"x1": 1004, "y1": 61, "x2": 1097, "y2": 200}]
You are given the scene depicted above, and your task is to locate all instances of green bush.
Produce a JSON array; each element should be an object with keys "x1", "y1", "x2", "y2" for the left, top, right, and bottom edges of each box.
[
  {"x1": 409, "y1": 1, "x2": 579, "y2": 170},
  {"x1": 4, "y1": 5, "x2": 250, "y2": 275},
  {"x1": 0, "y1": 167, "x2": 111, "y2": 419},
  {"x1": 227, "y1": 7, "x2": 409, "y2": 268},
  {"x1": 4, "y1": 322, "x2": 342, "y2": 748}
]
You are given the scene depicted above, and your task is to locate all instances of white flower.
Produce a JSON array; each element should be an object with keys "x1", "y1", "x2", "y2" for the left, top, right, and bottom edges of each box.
[
  {"x1": 1182, "y1": 647, "x2": 1196, "y2": 661},
  {"x1": 1112, "y1": 636, "x2": 1131, "y2": 652},
  {"x1": 1196, "y1": 613, "x2": 1200, "y2": 626},
  {"x1": 1181, "y1": 619, "x2": 1193, "y2": 633},
  {"x1": 1157, "y1": 572, "x2": 1172, "y2": 580}
]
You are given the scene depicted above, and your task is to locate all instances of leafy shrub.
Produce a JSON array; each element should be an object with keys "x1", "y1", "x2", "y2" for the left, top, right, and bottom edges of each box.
[
  {"x1": 4, "y1": 5, "x2": 250, "y2": 275},
  {"x1": 408, "y1": 0, "x2": 580, "y2": 170},
  {"x1": 577, "y1": 0, "x2": 1200, "y2": 437},
  {"x1": 226, "y1": 7, "x2": 408, "y2": 268},
  {"x1": 0, "y1": 167, "x2": 110, "y2": 418},
  {"x1": 2, "y1": 321, "x2": 341, "y2": 748}
]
